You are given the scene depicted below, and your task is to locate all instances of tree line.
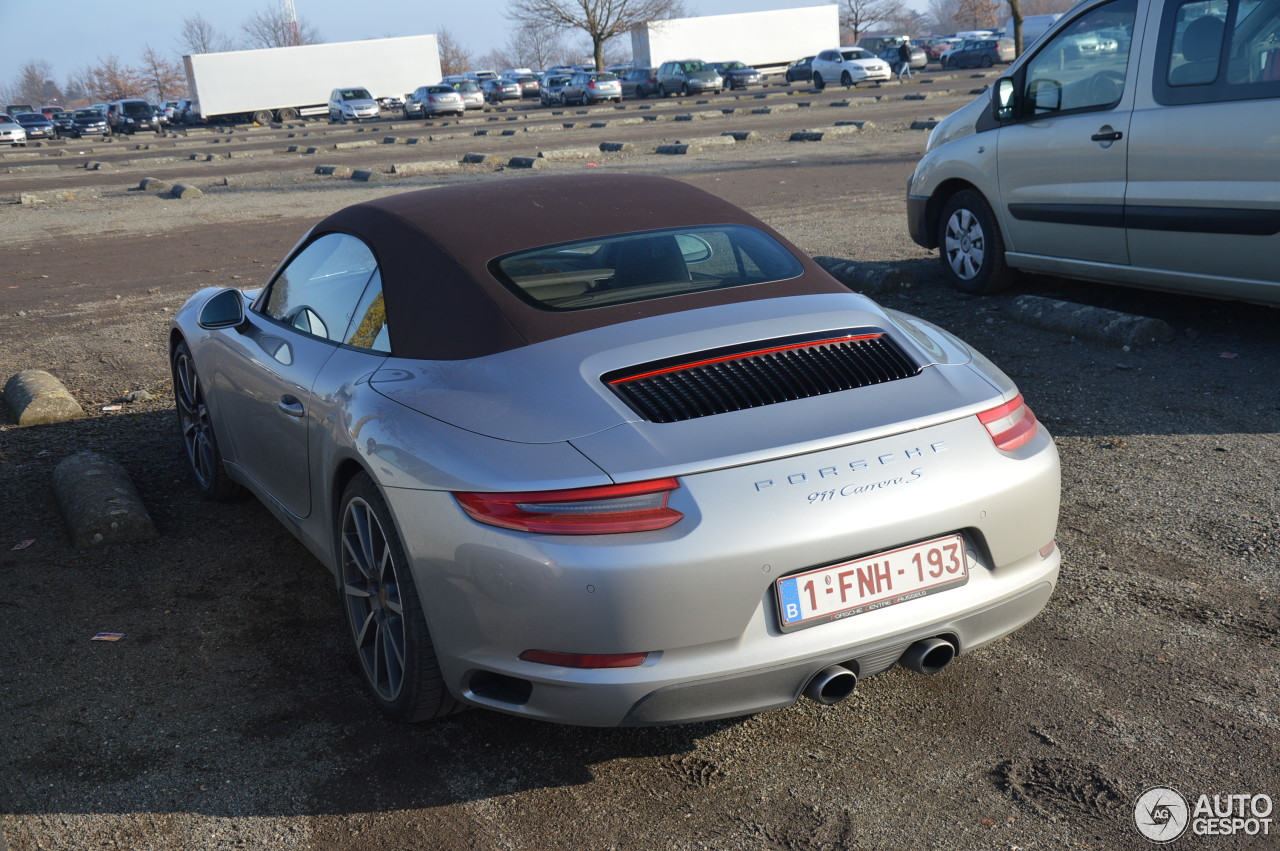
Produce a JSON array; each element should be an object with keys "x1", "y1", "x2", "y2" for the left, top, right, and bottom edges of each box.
[{"x1": 3, "y1": 0, "x2": 1065, "y2": 109}]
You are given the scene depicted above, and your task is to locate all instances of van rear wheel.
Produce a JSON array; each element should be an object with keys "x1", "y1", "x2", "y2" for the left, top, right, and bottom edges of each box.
[{"x1": 938, "y1": 189, "x2": 1016, "y2": 295}]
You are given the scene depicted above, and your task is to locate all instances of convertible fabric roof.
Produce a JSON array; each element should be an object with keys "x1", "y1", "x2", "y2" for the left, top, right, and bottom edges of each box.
[{"x1": 310, "y1": 173, "x2": 848, "y2": 360}]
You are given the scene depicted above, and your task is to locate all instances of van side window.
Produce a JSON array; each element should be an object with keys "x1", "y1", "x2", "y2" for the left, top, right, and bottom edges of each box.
[
  {"x1": 1020, "y1": 0, "x2": 1138, "y2": 116},
  {"x1": 1156, "y1": 0, "x2": 1280, "y2": 103}
]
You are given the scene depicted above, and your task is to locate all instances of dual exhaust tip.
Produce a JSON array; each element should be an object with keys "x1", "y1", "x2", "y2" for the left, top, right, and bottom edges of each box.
[{"x1": 802, "y1": 637, "x2": 956, "y2": 705}]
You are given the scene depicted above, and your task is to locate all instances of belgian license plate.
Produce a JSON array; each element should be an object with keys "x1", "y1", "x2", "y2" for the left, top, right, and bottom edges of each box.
[{"x1": 775, "y1": 534, "x2": 969, "y2": 632}]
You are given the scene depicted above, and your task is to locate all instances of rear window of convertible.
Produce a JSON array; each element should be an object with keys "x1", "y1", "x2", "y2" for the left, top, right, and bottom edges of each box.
[{"x1": 491, "y1": 224, "x2": 805, "y2": 310}]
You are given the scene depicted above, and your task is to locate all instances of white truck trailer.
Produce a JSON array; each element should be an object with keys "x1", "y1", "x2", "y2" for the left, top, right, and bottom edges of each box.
[
  {"x1": 184, "y1": 35, "x2": 441, "y2": 124},
  {"x1": 630, "y1": 6, "x2": 840, "y2": 72}
]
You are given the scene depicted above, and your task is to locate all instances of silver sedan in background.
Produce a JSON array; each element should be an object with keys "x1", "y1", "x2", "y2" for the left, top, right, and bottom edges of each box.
[{"x1": 170, "y1": 174, "x2": 1060, "y2": 727}]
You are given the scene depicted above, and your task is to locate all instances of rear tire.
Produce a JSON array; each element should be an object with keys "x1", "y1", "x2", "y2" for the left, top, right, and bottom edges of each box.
[
  {"x1": 338, "y1": 472, "x2": 463, "y2": 723},
  {"x1": 938, "y1": 189, "x2": 1016, "y2": 295},
  {"x1": 813, "y1": 72, "x2": 825, "y2": 90},
  {"x1": 981, "y1": 55, "x2": 993, "y2": 68}
]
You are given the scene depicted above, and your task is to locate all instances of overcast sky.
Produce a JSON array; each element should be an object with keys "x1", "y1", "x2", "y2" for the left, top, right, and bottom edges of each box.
[{"x1": 1, "y1": 0, "x2": 862, "y2": 88}]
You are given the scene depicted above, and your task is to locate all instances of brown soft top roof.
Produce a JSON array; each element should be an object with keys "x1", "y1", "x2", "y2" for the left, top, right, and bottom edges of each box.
[{"x1": 310, "y1": 173, "x2": 847, "y2": 360}]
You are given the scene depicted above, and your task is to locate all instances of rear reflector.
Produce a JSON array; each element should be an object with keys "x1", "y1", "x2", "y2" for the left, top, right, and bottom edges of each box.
[
  {"x1": 1039, "y1": 540, "x2": 1057, "y2": 558},
  {"x1": 520, "y1": 650, "x2": 649, "y2": 668},
  {"x1": 454, "y1": 477, "x2": 682, "y2": 534},
  {"x1": 977, "y1": 393, "x2": 1039, "y2": 451}
]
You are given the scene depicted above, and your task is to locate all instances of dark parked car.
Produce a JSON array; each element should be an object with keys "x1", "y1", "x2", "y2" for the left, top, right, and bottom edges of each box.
[
  {"x1": 481, "y1": 78, "x2": 521, "y2": 104},
  {"x1": 69, "y1": 108, "x2": 109, "y2": 138},
  {"x1": 710, "y1": 61, "x2": 763, "y2": 89},
  {"x1": 561, "y1": 71, "x2": 622, "y2": 105},
  {"x1": 785, "y1": 56, "x2": 815, "y2": 83},
  {"x1": 942, "y1": 38, "x2": 1015, "y2": 68},
  {"x1": 539, "y1": 74, "x2": 572, "y2": 106},
  {"x1": 108, "y1": 99, "x2": 162, "y2": 134},
  {"x1": 619, "y1": 67, "x2": 658, "y2": 99},
  {"x1": 13, "y1": 112, "x2": 54, "y2": 140},
  {"x1": 50, "y1": 111, "x2": 76, "y2": 137}
]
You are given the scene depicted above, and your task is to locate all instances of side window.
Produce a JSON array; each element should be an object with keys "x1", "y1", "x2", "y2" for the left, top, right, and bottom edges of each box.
[
  {"x1": 1157, "y1": 0, "x2": 1280, "y2": 102},
  {"x1": 261, "y1": 233, "x2": 379, "y2": 347},
  {"x1": 1020, "y1": 0, "x2": 1138, "y2": 115}
]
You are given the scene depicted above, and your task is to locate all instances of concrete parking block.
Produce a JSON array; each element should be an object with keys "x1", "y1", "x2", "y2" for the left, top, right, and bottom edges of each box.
[
  {"x1": 169, "y1": 183, "x2": 204, "y2": 199},
  {"x1": 1011, "y1": 296, "x2": 1175, "y2": 348},
  {"x1": 52, "y1": 451, "x2": 158, "y2": 549},
  {"x1": 508, "y1": 156, "x2": 546, "y2": 169},
  {"x1": 3, "y1": 370, "x2": 85, "y2": 425},
  {"x1": 350, "y1": 169, "x2": 382, "y2": 181}
]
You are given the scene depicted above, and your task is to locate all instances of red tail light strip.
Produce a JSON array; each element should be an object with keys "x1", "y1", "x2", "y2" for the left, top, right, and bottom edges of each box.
[{"x1": 609, "y1": 333, "x2": 884, "y2": 385}]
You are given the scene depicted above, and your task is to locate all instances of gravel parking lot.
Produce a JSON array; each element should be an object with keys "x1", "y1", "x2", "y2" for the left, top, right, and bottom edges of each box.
[{"x1": 1, "y1": 74, "x2": 1277, "y2": 850}]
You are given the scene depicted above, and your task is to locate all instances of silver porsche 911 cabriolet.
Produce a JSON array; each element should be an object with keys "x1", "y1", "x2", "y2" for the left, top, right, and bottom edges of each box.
[{"x1": 170, "y1": 174, "x2": 1060, "y2": 727}]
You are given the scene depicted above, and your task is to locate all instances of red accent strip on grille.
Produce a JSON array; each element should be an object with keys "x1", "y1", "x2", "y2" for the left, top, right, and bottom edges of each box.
[{"x1": 608, "y1": 333, "x2": 884, "y2": 385}]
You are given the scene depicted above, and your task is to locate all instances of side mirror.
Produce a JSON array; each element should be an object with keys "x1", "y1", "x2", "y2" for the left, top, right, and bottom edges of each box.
[
  {"x1": 197, "y1": 288, "x2": 246, "y2": 330},
  {"x1": 995, "y1": 78, "x2": 1017, "y2": 121}
]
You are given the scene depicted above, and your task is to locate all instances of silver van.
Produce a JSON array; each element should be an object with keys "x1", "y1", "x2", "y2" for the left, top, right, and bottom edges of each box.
[{"x1": 907, "y1": 0, "x2": 1280, "y2": 305}]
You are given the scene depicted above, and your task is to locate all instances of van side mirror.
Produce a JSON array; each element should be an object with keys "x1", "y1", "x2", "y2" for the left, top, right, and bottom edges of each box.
[
  {"x1": 1028, "y1": 78, "x2": 1063, "y2": 113},
  {"x1": 995, "y1": 78, "x2": 1016, "y2": 121}
]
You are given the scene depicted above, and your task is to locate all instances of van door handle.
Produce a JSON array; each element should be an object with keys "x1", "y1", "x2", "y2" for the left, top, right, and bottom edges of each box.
[
  {"x1": 278, "y1": 396, "x2": 305, "y2": 418},
  {"x1": 1091, "y1": 130, "x2": 1123, "y2": 142}
]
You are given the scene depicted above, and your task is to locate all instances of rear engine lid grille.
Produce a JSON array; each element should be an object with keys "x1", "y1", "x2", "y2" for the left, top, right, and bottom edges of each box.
[{"x1": 604, "y1": 328, "x2": 920, "y2": 423}]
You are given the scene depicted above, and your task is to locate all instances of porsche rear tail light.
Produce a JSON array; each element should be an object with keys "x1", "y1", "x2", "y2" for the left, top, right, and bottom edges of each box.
[
  {"x1": 454, "y1": 477, "x2": 682, "y2": 534},
  {"x1": 977, "y1": 393, "x2": 1039, "y2": 451},
  {"x1": 519, "y1": 650, "x2": 649, "y2": 668}
]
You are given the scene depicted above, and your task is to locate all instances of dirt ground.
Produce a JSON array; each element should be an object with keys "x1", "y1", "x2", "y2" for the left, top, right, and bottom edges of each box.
[{"x1": 1, "y1": 78, "x2": 1277, "y2": 850}]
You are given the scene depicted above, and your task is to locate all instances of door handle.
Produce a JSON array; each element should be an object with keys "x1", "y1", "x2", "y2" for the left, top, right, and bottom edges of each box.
[
  {"x1": 1091, "y1": 130, "x2": 1123, "y2": 142},
  {"x1": 278, "y1": 396, "x2": 305, "y2": 418}
]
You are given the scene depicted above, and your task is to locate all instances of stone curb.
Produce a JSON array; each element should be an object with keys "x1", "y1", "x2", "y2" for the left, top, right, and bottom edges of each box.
[
  {"x1": 813, "y1": 256, "x2": 916, "y2": 294},
  {"x1": 169, "y1": 183, "x2": 204, "y2": 199},
  {"x1": 3, "y1": 370, "x2": 86, "y2": 425},
  {"x1": 1010, "y1": 295, "x2": 1175, "y2": 348},
  {"x1": 52, "y1": 451, "x2": 158, "y2": 549}
]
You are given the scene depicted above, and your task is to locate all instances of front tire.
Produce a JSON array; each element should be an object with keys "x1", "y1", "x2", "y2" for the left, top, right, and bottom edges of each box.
[
  {"x1": 938, "y1": 189, "x2": 1016, "y2": 295},
  {"x1": 171, "y1": 340, "x2": 241, "y2": 500},
  {"x1": 338, "y1": 473, "x2": 462, "y2": 723},
  {"x1": 841, "y1": 71, "x2": 853, "y2": 86}
]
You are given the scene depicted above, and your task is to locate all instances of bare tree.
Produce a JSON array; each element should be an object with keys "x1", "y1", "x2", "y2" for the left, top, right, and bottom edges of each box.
[
  {"x1": 240, "y1": 5, "x2": 322, "y2": 49},
  {"x1": 927, "y1": 0, "x2": 961, "y2": 32},
  {"x1": 436, "y1": 27, "x2": 473, "y2": 77},
  {"x1": 956, "y1": 0, "x2": 1001, "y2": 30},
  {"x1": 509, "y1": 0, "x2": 681, "y2": 74},
  {"x1": 139, "y1": 45, "x2": 187, "y2": 101},
  {"x1": 180, "y1": 13, "x2": 234, "y2": 55},
  {"x1": 842, "y1": 0, "x2": 906, "y2": 43},
  {"x1": 507, "y1": 21, "x2": 567, "y2": 70},
  {"x1": 12, "y1": 61, "x2": 63, "y2": 105},
  {"x1": 86, "y1": 57, "x2": 145, "y2": 101}
]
